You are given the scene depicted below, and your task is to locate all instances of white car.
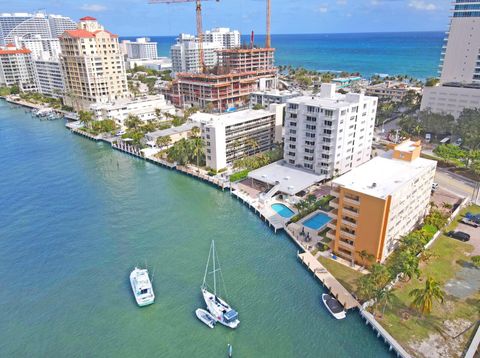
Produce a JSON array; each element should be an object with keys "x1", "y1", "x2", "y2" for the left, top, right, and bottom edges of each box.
[{"x1": 432, "y1": 183, "x2": 439, "y2": 191}]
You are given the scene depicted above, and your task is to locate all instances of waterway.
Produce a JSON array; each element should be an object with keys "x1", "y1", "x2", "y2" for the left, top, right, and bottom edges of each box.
[{"x1": 0, "y1": 100, "x2": 392, "y2": 357}]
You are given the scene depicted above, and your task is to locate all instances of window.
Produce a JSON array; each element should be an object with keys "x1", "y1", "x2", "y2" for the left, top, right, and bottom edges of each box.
[
  {"x1": 306, "y1": 116, "x2": 316, "y2": 122},
  {"x1": 289, "y1": 121, "x2": 297, "y2": 127},
  {"x1": 324, "y1": 120, "x2": 333, "y2": 126},
  {"x1": 324, "y1": 109, "x2": 334, "y2": 117},
  {"x1": 306, "y1": 132, "x2": 316, "y2": 138},
  {"x1": 289, "y1": 137, "x2": 296, "y2": 142},
  {"x1": 289, "y1": 144, "x2": 296, "y2": 149},
  {"x1": 306, "y1": 124, "x2": 316, "y2": 131},
  {"x1": 288, "y1": 103, "x2": 298, "y2": 110}
]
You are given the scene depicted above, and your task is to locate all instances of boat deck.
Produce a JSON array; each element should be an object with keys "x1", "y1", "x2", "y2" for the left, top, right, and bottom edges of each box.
[{"x1": 297, "y1": 252, "x2": 360, "y2": 310}]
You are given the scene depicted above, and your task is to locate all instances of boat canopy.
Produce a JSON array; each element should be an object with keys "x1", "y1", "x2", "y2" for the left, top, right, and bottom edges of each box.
[
  {"x1": 326, "y1": 296, "x2": 344, "y2": 313},
  {"x1": 224, "y1": 309, "x2": 238, "y2": 322}
]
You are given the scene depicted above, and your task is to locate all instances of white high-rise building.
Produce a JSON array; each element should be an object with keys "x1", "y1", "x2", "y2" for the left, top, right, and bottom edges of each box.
[
  {"x1": 284, "y1": 83, "x2": 377, "y2": 179},
  {"x1": 203, "y1": 28, "x2": 240, "y2": 49},
  {"x1": 0, "y1": 44, "x2": 37, "y2": 91},
  {"x1": 0, "y1": 12, "x2": 76, "y2": 45},
  {"x1": 34, "y1": 59, "x2": 64, "y2": 97},
  {"x1": 171, "y1": 34, "x2": 222, "y2": 73},
  {"x1": 59, "y1": 16, "x2": 129, "y2": 111},
  {"x1": 120, "y1": 37, "x2": 158, "y2": 59},
  {"x1": 14, "y1": 35, "x2": 61, "y2": 61},
  {"x1": 421, "y1": 1, "x2": 480, "y2": 118}
]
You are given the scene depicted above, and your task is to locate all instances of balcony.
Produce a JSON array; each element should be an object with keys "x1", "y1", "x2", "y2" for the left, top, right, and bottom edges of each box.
[
  {"x1": 328, "y1": 209, "x2": 338, "y2": 219},
  {"x1": 338, "y1": 240, "x2": 355, "y2": 251},
  {"x1": 326, "y1": 230, "x2": 337, "y2": 241},
  {"x1": 327, "y1": 220, "x2": 337, "y2": 231},
  {"x1": 343, "y1": 196, "x2": 360, "y2": 206},
  {"x1": 330, "y1": 198, "x2": 339, "y2": 209},
  {"x1": 342, "y1": 207, "x2": 359, "y2": 218},
  {"x1": 339, "y1": 229, "x2": 356, "y2": 240},
  {"x1": 342, "y1": 219, "x2": 357, "y2": 228},
  {"x1": 330, "y1": 187, "x2": 340, "y2": 197}
]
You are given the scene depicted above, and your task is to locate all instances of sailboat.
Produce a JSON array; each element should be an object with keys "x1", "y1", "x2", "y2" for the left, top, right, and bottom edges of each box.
[{"x1": 201, "y1": 240, "x2": 240, "y2": 329}]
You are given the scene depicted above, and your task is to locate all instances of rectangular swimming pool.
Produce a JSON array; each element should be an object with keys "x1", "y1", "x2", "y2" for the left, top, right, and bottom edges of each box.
[{"x1": 303, "y1": 212, "x2": 331, "y2": 230}]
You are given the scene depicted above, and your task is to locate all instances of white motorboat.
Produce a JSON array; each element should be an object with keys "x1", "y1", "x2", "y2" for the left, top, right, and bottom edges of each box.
[
  {"x1": 322, "y1": 293, "x2": 346, "y2": 320},
  {"x1": 201, "y1": 241, "x2": 239, "y2": 329},
  {"x1": 195, "y1": 308, "x2": 216, "y2": 328},
  {"x1": 130, "y1": 267, "x2": 155, "y2": 307}
]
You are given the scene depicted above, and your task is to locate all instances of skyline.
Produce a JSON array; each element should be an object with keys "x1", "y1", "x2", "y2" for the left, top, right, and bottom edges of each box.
[{"x1": 1, "y1": 0, "x2": 451, "y2": 36}]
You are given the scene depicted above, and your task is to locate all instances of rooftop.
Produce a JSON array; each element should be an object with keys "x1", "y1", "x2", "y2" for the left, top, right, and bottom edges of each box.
[
  {"x1": 191, "y1": 109, "x2": 274, "y2": 127},
  {"x1": 248, "y1": 161, "x2": 324, "y2": 195},
  {"x1": 145, "y1": 122, "x2": 197, "y2": 140},
  {"x1": 332, "y1": 153, "x2": 436, "y2": 199}
]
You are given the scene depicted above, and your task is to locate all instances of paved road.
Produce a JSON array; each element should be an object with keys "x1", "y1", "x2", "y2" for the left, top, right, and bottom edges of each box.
[{"x1": 435, "y1": 168, "x2": 479, "y2": 205}]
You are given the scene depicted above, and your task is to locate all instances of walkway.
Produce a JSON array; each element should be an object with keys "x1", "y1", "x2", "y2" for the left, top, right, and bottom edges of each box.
[{"x1": 297, "y1": 251, "x2": 360, "y2": 310}]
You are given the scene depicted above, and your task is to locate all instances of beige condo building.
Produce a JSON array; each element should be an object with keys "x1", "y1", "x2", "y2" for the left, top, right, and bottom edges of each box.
[{"x1": 59, "y1": 16, "x2": 129, "y2": 111}]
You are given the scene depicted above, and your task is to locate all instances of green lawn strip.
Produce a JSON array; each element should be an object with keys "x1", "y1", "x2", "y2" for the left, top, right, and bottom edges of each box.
[
  {"x1": 317, "y1": 256, "x2": 364, "y2": 294},
  {"x1": 377, "y1": 235, "x2": 479, "y2": 353}
]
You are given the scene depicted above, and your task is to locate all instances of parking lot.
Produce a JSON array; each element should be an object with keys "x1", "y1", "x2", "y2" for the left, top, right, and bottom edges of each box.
[{"x1": 455, "y1": 221, "x2": 480, "y2": 255}]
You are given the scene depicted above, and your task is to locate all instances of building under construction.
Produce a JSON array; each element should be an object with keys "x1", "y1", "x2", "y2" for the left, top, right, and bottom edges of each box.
[{"x1": 166, "y1": 46, "x2": 277, "y2": 111}]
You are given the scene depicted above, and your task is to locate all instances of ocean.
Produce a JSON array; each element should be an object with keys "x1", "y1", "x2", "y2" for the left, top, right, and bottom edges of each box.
[
  {"x1": 0, "y1": 100, "x2": 393, "y2": 357},
  {"x1": 121, "y1": 32, "x2": 444, "y2": 79}
]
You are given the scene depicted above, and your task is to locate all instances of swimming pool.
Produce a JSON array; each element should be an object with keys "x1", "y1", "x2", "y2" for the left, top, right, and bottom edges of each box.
[
  {"x1": 271, "y1": 203, "x2": 295, "y2": 218},
  {"x1": 303, "y1": 212, "x2": 331, "y2": 230}
]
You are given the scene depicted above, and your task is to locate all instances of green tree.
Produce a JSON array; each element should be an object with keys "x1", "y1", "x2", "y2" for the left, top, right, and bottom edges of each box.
[
  {"x1": 125, "y1": 114, "x2": 142, "y2": 130},
  {"x1": 456, "y1": 108, "x2": 480, "y2": 150},
  {"x1": 472, "y1": 256, "x2": 480, "y2": 268},
  {"x1": 10, "y1": 85, "x2": 20, "y2": 95},
  {"x1": 357, "y1": 249, "x2": 374, "y2": 269},
  {"x1": 79, "y1": 111, "x2": 94, "y2": 129},
  {"x1": 191, "y1": 136, "x2": 205, "y2": 170},
  {"x1": 247, "y1": 138, "x2": 259, "y2": 155},
  {"x1": 425, "y1": 78, "x2": 439, "y2": 87},
  {"x1": 375, "y1": 288, "x2": 395, "y2": 317},
  {"x1": 191, "y1": 126, "x2": 201, "y2": 138},
  {"x1": 167, "y1": 138, "x2": 191, "y2": 165},
  {"x1": 156, "y1": 135, "x2": 172, "y2": 149},
  {"x1": 419, "y1": 110, "x2": 455, "y2": 139},
  {"x1": 409, "y1": 277, "x2": 445, "y2": 315}
]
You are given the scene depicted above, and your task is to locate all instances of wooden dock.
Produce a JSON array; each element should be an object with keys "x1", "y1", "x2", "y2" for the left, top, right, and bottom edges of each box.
[
  {"x1": 176, "y1": 165, "x2": 229, "y2": 190},
  {"x1": 297, "y1": 251, "x2": 360, "y2": 310}
]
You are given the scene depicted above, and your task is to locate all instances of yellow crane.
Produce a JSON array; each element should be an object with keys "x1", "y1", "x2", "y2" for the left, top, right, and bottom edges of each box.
[{"x1": 149, "y1": 0, "x2": 220, "y2": 73}]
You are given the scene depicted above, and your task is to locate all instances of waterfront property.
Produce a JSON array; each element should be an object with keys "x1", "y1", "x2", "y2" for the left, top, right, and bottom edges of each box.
[
  {"x1": 0, "y1": 44, "x2": 37, "y2": 92},
  {"x1": 365, "y1": 81, "x2": 421, "y2": 103},
  {"x1": 191, "y1": 106, "x2": 283, "y2": 171},
  {"x1": 329, "y1": 140, "x2": 436, "y2": 264},
  {"x1": 144, "y1": 122, "x2": 197, "y2": 148},
  {"x1": 283, "y1": 83, "x2": 377, "y2": 179},
  {"x1": 302, "y1": 211, "x2": 331, "y2": 231},
  {"x1": 271, "y1": 203, "x2": 294, "y2": 218}
]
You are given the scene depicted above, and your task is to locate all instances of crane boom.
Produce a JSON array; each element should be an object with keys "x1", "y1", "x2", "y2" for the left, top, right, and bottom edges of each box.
[
  {"x1": 266, "y1": 0, "x2": 271, "y2": 48},
  {"x1": 149, "y1": 0, "x2": 219, "y2": 73}
]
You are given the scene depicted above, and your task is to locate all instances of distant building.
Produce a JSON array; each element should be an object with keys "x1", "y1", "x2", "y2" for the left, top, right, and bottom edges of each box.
[
  {"x1": 331, "y1": 76, "x2": 362, "y2": 89},
  {"x1": 0, "y1": 12, "x2": 76, "y2": 45},
  {"x1": 250, "y1": 89, "x2": 301, "y2": 107},
  {"x1": 120, "y1": 37, "x2": 158, "y2": 59},
  {"x1": 171, "y1": 34, "x2": 223, "y2": 73},
  {"x1": 365, "y1": 81, "x2": 421, "y2": 103},
  {"x1": 34, "y1": 59, "x2": 64, "y2": 97},
  {"x1": 14, "y1": 35, "x2": 61, "y2": 61},
  {"x1": 90, "y1": 95, "x2": 175, "y2": 126},
  {"x1": 284, "y1": 84, "x2": 377, "y2": 179},
  {"x1": 203, "y1": 28, "x2": 240, "y2": 49},
  {"x1": 126, "y1": 57, "x2": 172, "y2": 71},
  {"x1": 421, "y1": 0, "x2": 480, "y2": 117},
  {"x1": 59, "y1": 16, "x2": 129, "y2": 111},
  {"x1": 329, "y1": 141, "x2": 436, "y2": 264},
  {"x1": 0, "y1": 44, "x2": 37, "y2": 91},
  {"x1": 191, "y1": 106, "x2": 283, "y2": 171}
]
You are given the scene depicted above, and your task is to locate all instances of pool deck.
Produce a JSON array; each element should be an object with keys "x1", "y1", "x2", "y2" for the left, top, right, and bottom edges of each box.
[{"x1": 297, "y1": 251, "x2": 360, "y2": 310}]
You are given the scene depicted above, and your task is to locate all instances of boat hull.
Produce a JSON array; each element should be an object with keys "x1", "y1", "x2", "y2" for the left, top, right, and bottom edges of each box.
[
  {"x1": 202, "y1": 289, "x2": 239, "y2": 329},
  {"x1": 195, "y1": 308, "x2": 216, "y2": 328},
  {"x1": 130, "y1": 268, "x2": 155, "y2": 307},
  {"x1": 322, "y1": 294, "x2": 346, "y2": 320}
]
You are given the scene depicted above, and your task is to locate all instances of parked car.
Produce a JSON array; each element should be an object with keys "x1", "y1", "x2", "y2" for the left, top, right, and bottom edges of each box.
[
  {"x1": 446, "y1": 231, "x2": 471, "y2": 242},
  {"x1": 465, "y1": 212, "x2": 480, "y2": 224},
  {"x1": 432, "y1": 182, "x2": 439, "y2": 191},
  {"x1": 461, "y1": 217, "x2": 479, "y2": 228}
]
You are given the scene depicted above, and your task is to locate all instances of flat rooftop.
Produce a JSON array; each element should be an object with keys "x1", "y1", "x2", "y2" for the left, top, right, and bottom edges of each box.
[
  {"x1": 191, "y1": 109, "x2": 273, "y2": 126},
  {"x1": 248, "y1": 161, "x2": 324, "y2": 195},
  {"x1": 146, "y1": 122, "x2": 196, "y2": 139},
  {"x1": 333, "y1": 154, "x2": 436, "y2": 199},
  {"x1": 287, "y1": 92, "x2": 374, "y2": 109}
]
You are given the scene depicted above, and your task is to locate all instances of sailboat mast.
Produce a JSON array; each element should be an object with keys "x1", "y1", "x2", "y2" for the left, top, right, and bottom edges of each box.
[
  {"x1": 202, "y1": 241, "x2": 213, "y2": 288},
  {"x1": 213, "y1": 240, "x2": 216, "y2": 295}
]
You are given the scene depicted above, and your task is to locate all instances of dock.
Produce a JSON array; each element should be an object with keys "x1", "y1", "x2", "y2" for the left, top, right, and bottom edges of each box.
[
  {"x1": 176, "y1": 165, "x2": 230, "y2": 190},
  {"x1": 297, "y1": 251, "x2": 360, "y2": 310}
]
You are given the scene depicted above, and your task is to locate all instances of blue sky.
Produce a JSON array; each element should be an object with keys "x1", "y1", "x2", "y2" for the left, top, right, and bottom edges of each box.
[{"x1": 1, "y1": 0, "x2": 451, "y2": 36}]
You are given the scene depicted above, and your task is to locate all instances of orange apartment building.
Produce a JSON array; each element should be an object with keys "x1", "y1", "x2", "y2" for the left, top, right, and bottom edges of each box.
[
  {"x1": 166, "y1": 47, "x2": 277, "y2": 111},
  {"x1": 327, "y1": 140, "x2": 437, "y2": 265}
]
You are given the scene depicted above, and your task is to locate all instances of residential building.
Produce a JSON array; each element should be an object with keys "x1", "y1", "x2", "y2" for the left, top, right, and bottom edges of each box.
[
  {"x1": 191, "y1": 105, "x2": 283, "y2": 170},
  {"x1": 328, "y1": 140, "x2": 436, "y2": 264},
  {"x1": 166, "y1": 47, "x2": 277, "y2": 111},
  {"x1": 250, "y1": 89, "x2": 301, "y2": 107},
  {"x1": 332, "y1": 76, "x2": 362, "y2": 89},
  {"x1": 0, "y1": 12, "x2": 76, "y2": 45},
  {"x1": 365, "y1": 81, "x2": 421, "y2": 103},
  {"x1": 421, "y1": 0, "x2": 480, "y2": 117},
  {"x1": 120, "y1": 37, "x2": 158, "y2": 59},
  {"x1": 126, "y1": 57, "x2": 172, "y2": 71},
  {"x1": 145, "y1": 122, "x2": 197, "y2": 147},
  {"x1": 171, "y1": 34, "x2": 222, "y2": 73},
  {"x1": 0, "y1": 44, "x2": 37, "y2": 91},
  {"x1": 59, "y1": 16, "x2": 129, "y2": 111},
  {"x1": 14, "y1": 35, "x2": 61, "y2": 61},
  {"x1": 284, "y1": 83, "x2": 377, "y2": 179},
  {"x1": 90, "y1": 95, "x2": 175, "y2": 126},
  {"x1": 203, "y1": 27, "x2": 240, "y2": 49},
  {"x1": 34, "y1": 59, "x2": 64, "y2": 97}
]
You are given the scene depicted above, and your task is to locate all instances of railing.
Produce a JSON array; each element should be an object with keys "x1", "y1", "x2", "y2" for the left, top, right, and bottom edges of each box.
[
  {"x1": 328, "y1": 209, "x2": 338, "y2": 219},
  {"x1": 343, "y1": 196, "x2": 360, "y2": 206},
  {"x1": 343, "y1": 207, "x2": 359, "y2": 218},
  {"x1": 339, "y1": 229, "x2": 356, "y2": 240},
  {"x1": 326, "y1": 230, "x2": 337, "y2": 241},
  {"x1": 330, "y1": 199, "x2": 339, "y2": 209},
  {"x1": 327, "y1": 221, "x2": 337, "y2": 231},
  {"x1": 342, "y1": 219, "x2": 357, "y2": 228}
]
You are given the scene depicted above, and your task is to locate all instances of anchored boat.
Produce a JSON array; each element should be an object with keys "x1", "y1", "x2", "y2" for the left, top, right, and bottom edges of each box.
[
  {"x1": 195, "y1": 308, "x2": 216, "y2": 328},
  {"x1": 201, "y1": 240, "x2": 239, "y2": 329},
  {"x1": 130, "y1": 267, "x2": 155, "y2": 307},
  {"x1": 322, "y1": 293, "x2": 346, "y2": 320}
]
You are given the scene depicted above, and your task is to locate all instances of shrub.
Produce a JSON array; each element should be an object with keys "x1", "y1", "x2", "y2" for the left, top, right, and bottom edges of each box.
[{"x1": 229, "y1": 169, "x2": 249, "y2": 182}]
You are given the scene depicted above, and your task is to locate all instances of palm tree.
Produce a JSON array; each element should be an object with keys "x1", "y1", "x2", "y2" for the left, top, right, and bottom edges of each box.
[
  {"x1": 375, "y1": 288, "x2": 395, "y2": 317},
  {"x1": 357, "y1": 250, "x2": 374, "y2": 269},
  {"x1": 156, "y1": 135, "x2": 172, "y2": 149},
  {"x1": 191, "y1": 126, "x2": 201, "y2": 138},
  {"x1": 191, "y1": 136, "x2": 205, "y2": 171},
  {"x1": 79, "y1": 110, "x2": 94, "y2": 129},
  {"x1": 247, "y1": 138, "x2": 259, "y2": 156},
  {"x1": 232, "y1": 140, "x2": 241, "y2": 161},
  {"x1": 125, "y1": 114, "x2": 142, "y2": 130},
  {"x1": 409, "y1": 277, "x2": 445, "y2": 315}
]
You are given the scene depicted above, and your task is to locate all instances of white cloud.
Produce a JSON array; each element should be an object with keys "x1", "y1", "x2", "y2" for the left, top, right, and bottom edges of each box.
[
  {"x1": 80, "y1": 4, "x2": 107, "y2": 12},
  {"x1": 337, "y1": 0, "x2": 347, "y2": 5},
  {"x1": 408, "y1": 1, "x2": 436, "y2": 11},
  {"x1": 316, "y1": 5, "x2": 328, "y2": 13}
]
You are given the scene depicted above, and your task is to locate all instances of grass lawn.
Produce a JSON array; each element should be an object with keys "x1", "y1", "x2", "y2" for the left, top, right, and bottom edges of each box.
[
  {"x1": 317, "y1": 256, "x2": 364, "y2": 294},
  {"x1": 377, "y1": 204, "x2": 480, "y2": 357}
]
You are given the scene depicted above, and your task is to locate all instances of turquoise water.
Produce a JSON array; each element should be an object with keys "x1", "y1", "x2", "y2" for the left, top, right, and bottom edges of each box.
[
  {"x1": 0, "y1": 100, "x2": 392, "y2": 357},
  {"x1": 303, "y1": 213, "x2": 332, "y2": 231},
  {"x1": 123, "y1": 31, "x2": 444, "y2": 79},
  {"x1": 271, "y1": 203, "x2": 295, "y2": 218}
]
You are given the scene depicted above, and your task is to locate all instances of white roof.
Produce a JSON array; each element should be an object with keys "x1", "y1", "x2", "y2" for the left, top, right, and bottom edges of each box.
[
  {"x1": 191, "y1": 109, "x2": 273, "y2": 127},
  {"x1": 333, "y1": 154, "x2": 436, "y2": 199},
  {"x1": 248, "y1": 161, "x2": 324, "y2": 195}
]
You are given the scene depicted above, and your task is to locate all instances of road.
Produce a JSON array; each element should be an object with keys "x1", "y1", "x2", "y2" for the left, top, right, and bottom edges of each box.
[{"x1": 435, "y1": 167, "x2": 479, "y2": 205}]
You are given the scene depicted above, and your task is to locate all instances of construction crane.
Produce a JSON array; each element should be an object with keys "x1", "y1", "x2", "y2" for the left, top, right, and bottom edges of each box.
[
  {"x1": 149, "y1": 0, "x2": 219, "y2": 73},
  {"x1": 266, "y1": 0, "x2": 271, "y2": 48}
]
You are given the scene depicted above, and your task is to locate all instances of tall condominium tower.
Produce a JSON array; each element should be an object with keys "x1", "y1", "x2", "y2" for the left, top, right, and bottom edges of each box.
[
  {"x1": 0, "y1": 12, "x2": 76, "y2": 45},
  {"x1": 0, "y1": 44, "x2": 37, "y2": 91},
  {"x1": 59, "y1": 17, "x2": 129, "y2": 111},
  {"x1": 421, "y1": 1, "x2": 480, "y2": 117},
  {"x1": 203, "y1": 28, "x2": 241, "y2": 49},
  {"x1": 120, "y1": 37, "x2": 158, "y2": 60}
]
